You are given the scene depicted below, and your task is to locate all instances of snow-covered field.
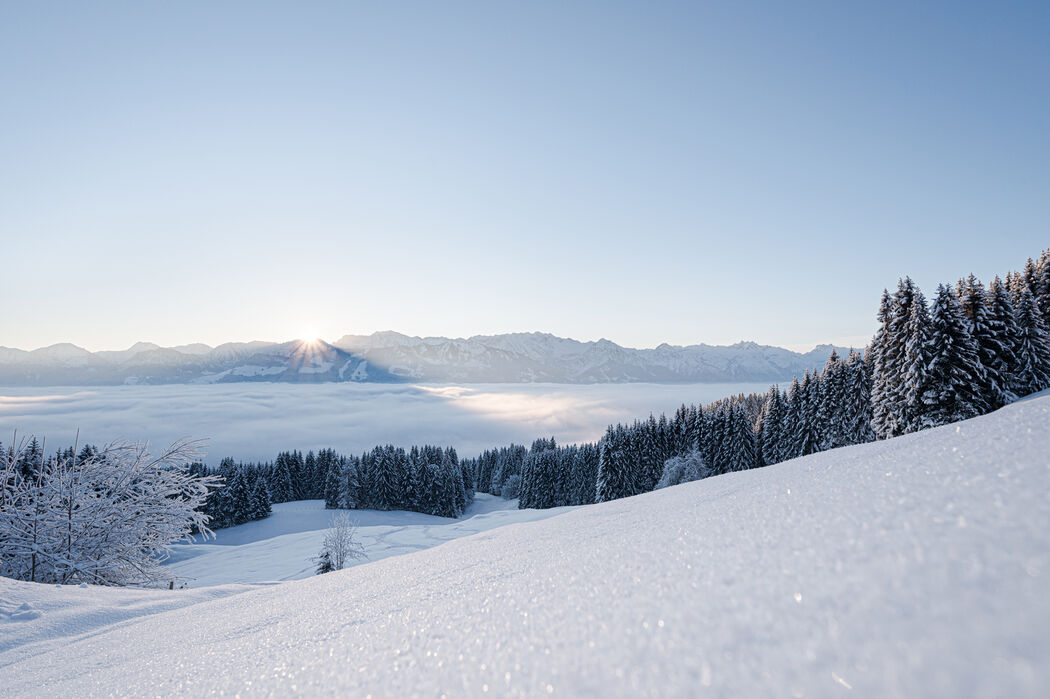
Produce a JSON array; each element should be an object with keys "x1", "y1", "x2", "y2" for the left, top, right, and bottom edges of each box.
[
  {"x1": 1, "y1": 392, "x2": 1048, "y2": 696},
  {"x1": 166, "y1": 494, "x2": 576, "y2": 587},
  {"x1": 0, "y1": 381, "x2": 770, "y2": 460}
]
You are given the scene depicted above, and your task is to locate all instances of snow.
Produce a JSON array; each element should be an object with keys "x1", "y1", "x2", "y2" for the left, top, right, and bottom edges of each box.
[
  {"x1": 0, "y1": 582, "x2": 258, "y2": 669},
  {"x1": 165, "y1": 494, "x2": 575, "y2": 587},
  {"x1": 230, "y1": 364, "x2": 286, "y2": 377},
  {"x1": 1, "y1": 392, "x2": 1049, "y2": 696},
  {"x1": 297, "y1": 360, "x2": 333, "y2": 374}
]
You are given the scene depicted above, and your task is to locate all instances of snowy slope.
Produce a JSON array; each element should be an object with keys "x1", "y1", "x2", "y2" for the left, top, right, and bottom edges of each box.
[
  {"x1": 0, "y1": 332, "x2": 848, "y2": 385},
  {"x1": 1, "y1": 393, "x2": 1048, "y2": 696},
  {"x1": 165, "y1": 495, "x2": 577, "y2": 587}
]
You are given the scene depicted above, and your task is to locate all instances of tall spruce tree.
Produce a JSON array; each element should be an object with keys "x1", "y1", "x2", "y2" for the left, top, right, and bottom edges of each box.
[
  {"x1": 886, "y1": 278, "x2": 920, "y2": 437},
  {"x1": 817, "y1": 351, "x2": 845, "y2": 450},
  {"x1": 1013, "y1": 285, "x2": 1050, "y2": 394},
  {"x1": 796, "y1": 371, "x2": 820, "y2": 456},
  {"x1": 758, "y1": 386, "x2": 782, "y2": 466},
  {"x1": 845, "y1": 349, "x2": 875, "y2": 444},
  {"x1": 269, "y1": 453, "x2": 294, "y2": 503},
  {"x1": 956, "y1": 274, "x2": 1015, "y2": 408},
  {"x1": 323, "y1": 457, "x2": 342, "y2": 509},
  {"x1": 987, "y1": 275, "x2": 1024, "y2": 396},
  {"x1": 870, "y1": 289, "x2": 894, "y2": 439},
  {"x1": 597, "y1": 426, "x2": 634, "y2": 502},
  {"x1": 1035, "y1": 249, "x2": 1050, "y2": 325},
  {"x1": 902, "y1": 288, "x2": 933, "y2": 433},
  {"x1": 923, "y1": 284, "x2": 988, "y2": 426},
  {"x1": 781, "y1": 377, "x2": 802, "y2": 461}
]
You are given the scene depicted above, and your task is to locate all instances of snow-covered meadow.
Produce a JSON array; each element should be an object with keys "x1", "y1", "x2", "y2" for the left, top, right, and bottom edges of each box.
[
  {"x1": 165, "y1": 494, "x2": 575, "y2": 587},
  {"x1": 0, "y1": 381, "x2": 770, "y2": 460},
  {"x1": 1, "y1": 390, "x2": 1047, "y2": 696}
]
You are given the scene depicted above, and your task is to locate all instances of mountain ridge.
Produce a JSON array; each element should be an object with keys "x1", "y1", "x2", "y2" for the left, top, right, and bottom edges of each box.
[{"x1": 0, "y1": 332, "x2": 856, "y2": 386}]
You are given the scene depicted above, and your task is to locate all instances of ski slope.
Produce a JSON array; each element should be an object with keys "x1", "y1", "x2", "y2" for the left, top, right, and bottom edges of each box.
[
  {"x1": 1, "y1": 392, "x2": 1049, "y2": 696},
  {"x1": 165, "y1": 494, "x2": 577, "y2": 587}
]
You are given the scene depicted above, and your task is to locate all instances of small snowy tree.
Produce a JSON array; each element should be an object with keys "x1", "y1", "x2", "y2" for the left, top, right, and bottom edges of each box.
[
  {"x1": 0, "y1": 435, "x2": 219, "y2": 587},
  {"x1": 501, "y1": 474, "x2": 521, "y2": 499},
  {"x1": 315, "y1": 550, "x2": 334, "y2": 575},
  {"x1": 655, "y1": 451, "x2": 710, "y2": 489},
  {"x1": 319, "y1": 511, "x2": 364, "y2": 571}
]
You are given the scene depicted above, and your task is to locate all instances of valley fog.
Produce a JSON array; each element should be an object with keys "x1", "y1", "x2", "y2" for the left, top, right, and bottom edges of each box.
[{"x1": 0, "y1": 381, "x2": 772, "y2": 462}]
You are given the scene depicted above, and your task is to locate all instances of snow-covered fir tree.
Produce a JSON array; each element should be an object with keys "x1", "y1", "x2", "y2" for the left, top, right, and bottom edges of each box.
[
  {"x1": 1013, "y1": 285, "x2": 1050, "y2": 394},
  {"x1": 758, "y1": 386, "x2": 784, "y2": 466},
  {"x1": 869, "y1": 289, "x2": 894, "y2": 439},
  {"x1": 902, "y1": 288, "x2": 934, "y2": 433},
  {"x1": 956, "y1": 274, "x2": 1016, "y2": 408},
  {"x1": 922, "y1": 284, "x2": 988, "y2": 426}
]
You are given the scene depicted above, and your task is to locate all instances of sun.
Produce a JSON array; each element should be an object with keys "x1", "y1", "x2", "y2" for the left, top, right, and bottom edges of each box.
[{"x1": 300, "y1": 329, "x2": 321, "y2": 345}]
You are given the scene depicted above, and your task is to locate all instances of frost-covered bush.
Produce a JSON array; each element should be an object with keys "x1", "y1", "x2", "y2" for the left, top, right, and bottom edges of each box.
[
  {"x1": 0, "y1": 436, "x2": 220, "y2": 586},
  {"x1": 317, "y1": 511, "x2": 364, "y2": 573},
  {"x1": 656, "y1": 451, "x2": 710, "y2": 489},
  {"x1": 501, "y1": 474, "x2": 521, "y2": 499}
]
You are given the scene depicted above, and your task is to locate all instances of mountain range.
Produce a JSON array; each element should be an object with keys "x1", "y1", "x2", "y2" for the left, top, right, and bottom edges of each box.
[{"x1": 0, "y1": 332, "x2": 856, "y2": 386}]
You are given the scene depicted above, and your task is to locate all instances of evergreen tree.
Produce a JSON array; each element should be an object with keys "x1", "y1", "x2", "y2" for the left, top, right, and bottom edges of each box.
[
  {"x1": 341, "y1": 456, "x2": 362, "y2": 509},
  {"x1": 596, "y1": 426, "x2": 633, "y2": 502},
  {"x1": 844, "y1": 349, "x2": 875, "y2": 444},
  {"x1": 758, "y1": 386, "x2": 782, "y2": 466},
  {"x1": 886, "y1": 278, "x2": 920, "y2": 437},
  {"x1": 1013, "y1": 285, "x2": 1050, "y2": 394},
  {"x1": 269, "y1": 453, "x2": 294, "y2": 503},
  {"x1": 870, "y1": 289, "x2": 894, "y2": 439},
  {"x1": 315, "y1": 550, "x2": 334, "y2": 575},
  {"x1": 797, "y1": 371, "x2": 820, "y2": 456},
  {"x1": 1036, "y1": 249, "x2": 1050, "y2": 326},
  {"x1": 987, "y1": 275, "x2": 1024, "y2": 396},
  {"x1": 248, "y1": 475, "x2": 271, "y2": 520},
  {"x1": 956, "y1": 274, "x2": 1015, "y2": 408},
  {"x1": 723, "y1": 403, "x2": 758, "y2": 471},
  {"x1": 323, "y1": 456, "x2": 342, "y2": 509},
  {"x1": 780, "y1": 377, "x2": 802, "y2": 461},
  {"x1": 576, "y1": 443, "x2": 599, "y2": 505},
  {"x1": 902, "y1": 288, "x2": 933, "y2": 433},
  {"x1": 369, "y1": 447, "x2": 401, "y2": 510},
  {"x1": 440, "y1": 449, "x2": 466, "y2": 517},
  {"x1": 303, "y1": 451, "x2": 317, "y2": 499},
  {"x1": 923, "y1": 284, "x2": 988, "y2": 426},
  {"x1": 817, "y1": 350, "x2": 845, "y2": 450}
]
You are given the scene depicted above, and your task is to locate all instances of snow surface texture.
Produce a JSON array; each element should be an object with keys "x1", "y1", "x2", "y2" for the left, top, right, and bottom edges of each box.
[
  {"x1": 0, "y1": 381, "x2": 770, "y2": 461},
  {"x1": 0, "y1": 332, "x2": 847, "y2": 385},
  {"x1": 1, "y1": 392, "x2": 1049, "y2": 696},
  {"x1": 165, "y1": 495, "x2": 575, "y2": 587}
]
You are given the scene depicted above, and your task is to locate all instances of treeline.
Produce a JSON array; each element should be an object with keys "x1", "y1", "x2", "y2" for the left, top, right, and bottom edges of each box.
[
  {"x1": 463, "y1": 439, "x2": 600, "y2": 508},
  {"x1": 504, "y1": 250, "x2": 1050, "y2": 509},
  {"x1": 193, "y1": 444, "x2": 475, "y2": 529}
]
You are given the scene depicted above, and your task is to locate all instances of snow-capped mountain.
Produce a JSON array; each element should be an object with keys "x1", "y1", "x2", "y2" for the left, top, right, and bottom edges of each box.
[
  {"x1": 0, "y1": 332, "x2": 853, "y2": 386},
  {"x1": 334, "y1": 331, "x2": 851, "y2": 383}
]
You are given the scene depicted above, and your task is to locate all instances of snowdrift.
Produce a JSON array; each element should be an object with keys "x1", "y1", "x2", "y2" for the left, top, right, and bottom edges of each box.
[{"x1": 1, "y1": 392, "x2": 1048, "y2": 696}]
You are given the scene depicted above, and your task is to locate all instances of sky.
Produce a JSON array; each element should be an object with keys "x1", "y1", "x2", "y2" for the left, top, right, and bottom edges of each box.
[{"x1": 1, "y1": 1, "x2": 1047, "y2": 353}]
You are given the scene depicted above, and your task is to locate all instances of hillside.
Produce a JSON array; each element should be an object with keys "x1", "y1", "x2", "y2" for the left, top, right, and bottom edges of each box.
[
  {"x1": 1, "y1": 392, "x2": 1047, "y2": 696},
  {"x1": 0, "y1": 332, "x2": 848, "y2": 385}
]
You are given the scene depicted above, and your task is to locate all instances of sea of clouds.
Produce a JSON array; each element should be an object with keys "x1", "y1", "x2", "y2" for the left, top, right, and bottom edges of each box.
[{"x1": 0, "y1": 382, "x2": 771, "y2": 462}]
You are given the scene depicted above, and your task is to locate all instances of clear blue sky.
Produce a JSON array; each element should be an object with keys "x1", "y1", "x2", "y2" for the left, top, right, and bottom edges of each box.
[{"x1": 2, "y1": 1, "x2": 1047, "y2": 352}]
